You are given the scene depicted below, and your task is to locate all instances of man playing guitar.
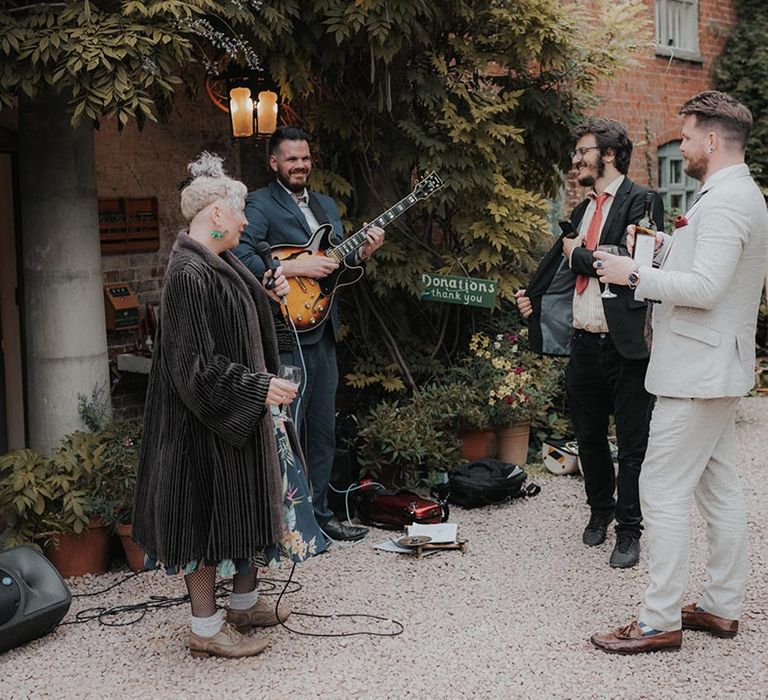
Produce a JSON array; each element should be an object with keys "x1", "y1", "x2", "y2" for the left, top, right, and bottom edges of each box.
[{"x1": 234, "y1": 126, "x2": 385, "y2": 543}]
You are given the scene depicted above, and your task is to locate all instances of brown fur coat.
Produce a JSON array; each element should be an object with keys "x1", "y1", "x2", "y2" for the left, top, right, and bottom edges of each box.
[{"x1": 132, "y1": 233, "x2": 286, "y2": 567}]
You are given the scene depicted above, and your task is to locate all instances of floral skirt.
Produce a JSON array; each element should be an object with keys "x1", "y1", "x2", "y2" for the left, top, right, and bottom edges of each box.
[{"x1": 147, "y1": 407, "x2": 327, "y2": 577}]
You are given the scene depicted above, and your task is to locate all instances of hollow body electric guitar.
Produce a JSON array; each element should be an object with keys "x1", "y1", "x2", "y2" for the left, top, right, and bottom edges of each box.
[{"x1": 272, "y1": 171, "x2": 444, "y2": 332}]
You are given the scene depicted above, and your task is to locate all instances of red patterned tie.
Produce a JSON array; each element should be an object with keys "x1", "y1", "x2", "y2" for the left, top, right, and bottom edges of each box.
[{"x1": 575, "y1": 192, "x2": 610, "y2": 295}]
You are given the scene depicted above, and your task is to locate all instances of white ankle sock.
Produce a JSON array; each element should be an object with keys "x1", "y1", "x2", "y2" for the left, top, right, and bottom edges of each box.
[
  {"x1": 190, "y1": 609, "x2": 225, "y2": 638},
  {"x1": 228, "y1": 589, "x2": 260, "y2": 611}
]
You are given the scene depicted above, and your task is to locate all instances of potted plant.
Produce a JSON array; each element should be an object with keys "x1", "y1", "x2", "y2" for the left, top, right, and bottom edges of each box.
[
  {"x1": 0, "y1": 433, "x2": 112, "y2": 577},
  {"x1": 357, "y1": 382, "x2": 470, "y2": 492},
  {"x1": 98, "y1": 418, "x2": 144, "y2": 571},
  {"x1": 463, "y1": 328, "x2": 567, "y2": 464},
  {"x1": 0, "y1": 420, "x2": 146, "y2": 577}
]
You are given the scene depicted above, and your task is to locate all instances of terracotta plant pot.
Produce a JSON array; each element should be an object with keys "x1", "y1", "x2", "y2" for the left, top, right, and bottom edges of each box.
[
  {"x1": 460, "y1": 429, "x2": 496, "y2": 462},
  {"x1": 116, "y1": 523, "x2": 146, "y2": 572},
  {"x1": 44, "y1": 518, "x2": 111, "y2": 578},
  {"x1": 496, "y1": 422, "x2": 531, "y2": 465}
]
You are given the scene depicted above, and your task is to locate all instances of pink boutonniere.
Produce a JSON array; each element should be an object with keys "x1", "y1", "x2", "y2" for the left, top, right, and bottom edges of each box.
[{"x1": 674, "y1": 215, "x2": 688, "y2": 229}]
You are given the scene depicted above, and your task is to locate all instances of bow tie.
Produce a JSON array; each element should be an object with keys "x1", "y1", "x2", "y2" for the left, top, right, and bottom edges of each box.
[{"x1": 293, "y1": 193, "x2": 307, "y2": 205}]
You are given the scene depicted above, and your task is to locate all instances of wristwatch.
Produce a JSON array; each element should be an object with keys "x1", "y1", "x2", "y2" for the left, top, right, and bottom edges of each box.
[{"x1": 627, "y1": 266, "x2": 641, "y2": 290}]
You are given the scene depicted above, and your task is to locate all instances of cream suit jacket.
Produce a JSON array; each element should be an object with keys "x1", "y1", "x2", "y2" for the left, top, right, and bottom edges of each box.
[{"x1": 635, "y1": 163, "x2": 768, "y2": 398}]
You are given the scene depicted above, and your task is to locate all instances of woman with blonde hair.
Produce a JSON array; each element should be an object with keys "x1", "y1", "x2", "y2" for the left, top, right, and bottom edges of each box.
[{"x1": 133, "y1": 152, "x2": 326, "y2": 659}]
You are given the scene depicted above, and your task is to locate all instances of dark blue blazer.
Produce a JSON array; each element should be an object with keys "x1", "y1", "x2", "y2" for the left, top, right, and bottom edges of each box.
[{"x1": 233, "y1": 180, "x2": 344, "y2": 346}]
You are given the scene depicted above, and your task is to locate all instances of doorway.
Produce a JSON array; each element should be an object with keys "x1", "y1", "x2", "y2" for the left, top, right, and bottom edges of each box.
[{"x1": 0, "y1": 151, "x2": 25, "y2": 451}]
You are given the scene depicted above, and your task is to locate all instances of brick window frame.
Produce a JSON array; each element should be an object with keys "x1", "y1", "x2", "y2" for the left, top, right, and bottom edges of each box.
[
  {"x1": 657, "y1": 141, "x2": 699, "y2": 223},
  {"x1": 654, "y1": 0, "x2": 701, "y2": 63}
]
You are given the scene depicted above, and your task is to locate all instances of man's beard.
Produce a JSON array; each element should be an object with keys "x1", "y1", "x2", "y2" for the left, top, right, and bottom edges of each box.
[
  {"x1": 684, "y1": 153, "x2": 707, "y2": 181},
  {"x1": 577, "y1": 154, "x2": 605, "y2": 187},
  {"x1": 278, "y1": 169, "x2": 309, "y2": 193}
]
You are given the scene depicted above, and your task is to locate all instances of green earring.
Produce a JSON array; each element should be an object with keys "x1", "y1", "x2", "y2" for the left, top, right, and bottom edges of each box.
[{"x1": 210, "y1": 230, "x2": 224, "y2": 240}]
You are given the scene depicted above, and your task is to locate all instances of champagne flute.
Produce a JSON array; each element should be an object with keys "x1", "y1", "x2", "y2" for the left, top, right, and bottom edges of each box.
[
  {"x1": 277, "y1": 365, "x2": 303, "y2": 422},
  {"x1": 596, "y1": 244, "x2": 620, "y2": 299}
]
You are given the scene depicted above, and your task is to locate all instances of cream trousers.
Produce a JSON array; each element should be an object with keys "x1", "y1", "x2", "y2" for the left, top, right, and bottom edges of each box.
[{"x1": 638, "y1": 396, "x2": 747, "y2": 631}]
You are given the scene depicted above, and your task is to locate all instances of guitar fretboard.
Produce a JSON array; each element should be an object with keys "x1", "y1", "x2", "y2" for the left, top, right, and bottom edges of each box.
[{"x1": 328, "y1": 193, "x2": 420, "y2": 262}]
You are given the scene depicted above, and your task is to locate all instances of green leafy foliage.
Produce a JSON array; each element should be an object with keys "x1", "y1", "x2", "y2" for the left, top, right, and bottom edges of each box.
[
  {"x1": 357, "y1": 312, "x2": 568, "y2": 488},
  {"x1": 356, "y1": 383, "x2": 466, "y2": 492},
  {"x1": 714, "y1": 0, "x2": 768, "y2": 191},
  {"x1": 0, "y1": 0, "x2": 266, "y2": 126},
  {"x1": 246, "y1": 0, "x2": 647, "y2": 391},
  {"x1": 77, "y1": 383, "x2": 110, "y2": 432},
  {"x1": 0, "y1": 418, "x2": 142, "y2": 547}
]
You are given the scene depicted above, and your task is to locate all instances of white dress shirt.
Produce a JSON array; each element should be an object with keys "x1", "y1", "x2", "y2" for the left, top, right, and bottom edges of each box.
[{"x1": 571, "y1": 175, "x2": 625, "y2": 333}]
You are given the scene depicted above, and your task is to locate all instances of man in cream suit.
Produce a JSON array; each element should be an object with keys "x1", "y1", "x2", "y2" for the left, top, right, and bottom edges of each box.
[{"x1": 589, "y1": 91, "x2": 768, "y2": 654}]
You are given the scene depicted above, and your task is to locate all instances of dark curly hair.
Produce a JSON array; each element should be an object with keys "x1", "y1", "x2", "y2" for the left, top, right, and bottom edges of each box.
[{"x1": 571, "y1": 118, "x2": 633, "y2": 175}]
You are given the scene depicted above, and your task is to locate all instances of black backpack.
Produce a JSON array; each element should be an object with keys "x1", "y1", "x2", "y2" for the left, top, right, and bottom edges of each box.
[{"x1": 448, "y1": 459, "x2": 540, "y2": 508}]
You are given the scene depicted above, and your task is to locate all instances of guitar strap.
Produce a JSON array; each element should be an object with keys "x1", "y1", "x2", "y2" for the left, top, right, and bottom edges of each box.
[
  {"x1": 307, "y1": 192, "x2": 331, "y2": 224},
  {"x1": 307, "y1": 192, "x2": 340, "y2": 243}
]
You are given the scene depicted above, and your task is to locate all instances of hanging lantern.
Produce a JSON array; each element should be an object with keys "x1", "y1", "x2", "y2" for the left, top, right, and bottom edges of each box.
[
  {"x1": 228, "y1": 86, "x2": 254, "y2": 138},
  {"x1": 255, "y1": 89, "x2": 278, "y2": 136},
  {"x1": 205, "y1": 69, "x2": 281, "y2": 139}
]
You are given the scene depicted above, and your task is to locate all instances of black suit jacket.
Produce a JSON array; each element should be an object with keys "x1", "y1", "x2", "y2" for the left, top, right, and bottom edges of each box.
[{"x1": 527, "y1": 178, "x2": 665, "y2": 360}]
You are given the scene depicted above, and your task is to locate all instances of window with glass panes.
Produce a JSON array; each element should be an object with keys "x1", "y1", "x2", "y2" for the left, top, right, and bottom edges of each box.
[
  {"x1": 658, "y1": 141, "x2": 699, "y2": 222},
  {"x1": 655, "y1": 0, "x2": 700, "y2": 62}
]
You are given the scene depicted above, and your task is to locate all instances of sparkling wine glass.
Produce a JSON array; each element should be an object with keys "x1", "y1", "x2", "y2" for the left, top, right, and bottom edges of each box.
[
  {"x1": 277, "y1": 365, "x2": 302, "y2": 422},
  {"x1": 596, "y1": 244, "x2": 620, "y2": 299}
]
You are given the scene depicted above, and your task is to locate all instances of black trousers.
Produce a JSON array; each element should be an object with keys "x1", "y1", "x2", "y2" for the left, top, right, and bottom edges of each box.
[{"x1": 565, "y1": 330, "x2": 654, "y2": 537}]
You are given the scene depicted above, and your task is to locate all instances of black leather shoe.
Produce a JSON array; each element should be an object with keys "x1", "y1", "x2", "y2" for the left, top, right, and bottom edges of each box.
[
  {"x1": 322, "y1": 517, "x2": 369, "y2": 542},
  {"x1": 583, "y1": 513, "x2": 612, "y2": 547},
  {"x1": 610, "y1": 532, "x2": 640, "y2": 568}
]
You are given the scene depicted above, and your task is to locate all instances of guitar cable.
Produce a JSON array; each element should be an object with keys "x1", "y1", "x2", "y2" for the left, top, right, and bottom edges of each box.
[{"x1": 56, "y1": 567, "x2": 404, "y2": 639}]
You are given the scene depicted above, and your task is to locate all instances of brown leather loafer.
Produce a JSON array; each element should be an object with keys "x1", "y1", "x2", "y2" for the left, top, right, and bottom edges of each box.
[
  {"x1": 226, "y1": 597, "x2": 291, "y2": 631},
  {"x1": 188, "y1": 622, "x2": 269, "y2": 659},
  {"x1": 681, "y1": 603, "x2": 738, "y2": 638},
  {"x1": 590, "y1": 620, "x2": 682, "y2": 655}
]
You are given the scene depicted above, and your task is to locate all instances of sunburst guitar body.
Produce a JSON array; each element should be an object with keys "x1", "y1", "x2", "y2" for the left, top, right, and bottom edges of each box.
[{"x1": 273, "y1": 171, "x2": 445, "y2": 333}]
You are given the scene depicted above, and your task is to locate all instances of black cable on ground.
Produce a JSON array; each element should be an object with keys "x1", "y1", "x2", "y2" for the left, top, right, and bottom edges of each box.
[{"x1": 58, "y1": 567, "x2": 404, "y2": 638}]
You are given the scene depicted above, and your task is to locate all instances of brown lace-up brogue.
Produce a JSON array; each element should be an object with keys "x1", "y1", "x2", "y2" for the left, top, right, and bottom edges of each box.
[
  {"x1": 188, "y1": 622, "x2": 269, "y2": 659},
  {"x1": 681, "y1": 603, "x2": 738, "y2": 638},
  {"x1": 590, "y1": 620, "x2": 682, "y2": 655},
  {"x1": 226, "y1": 597, "x2": 291, "y2": 632}
]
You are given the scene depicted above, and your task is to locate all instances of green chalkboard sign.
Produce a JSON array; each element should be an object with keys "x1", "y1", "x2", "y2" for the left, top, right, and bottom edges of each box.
[{"x1": 421, "y1": 273, "x2": 497, "y2": 308}]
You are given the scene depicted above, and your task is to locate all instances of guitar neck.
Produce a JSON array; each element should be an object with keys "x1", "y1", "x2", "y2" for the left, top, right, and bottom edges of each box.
[{"x1": 328, "y1": 191, "x2": 421, "y2": 261}]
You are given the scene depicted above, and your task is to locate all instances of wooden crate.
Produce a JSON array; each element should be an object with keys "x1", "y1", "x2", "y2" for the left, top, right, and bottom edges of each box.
[{"x1": 99, "y1": 197, "x2": 159, "y2": 254}]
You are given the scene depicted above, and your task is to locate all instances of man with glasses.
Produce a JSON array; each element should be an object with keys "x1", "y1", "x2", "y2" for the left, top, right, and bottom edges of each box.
[{"x1": 516, "y1": 118, "x2": 664, "y2": 568}]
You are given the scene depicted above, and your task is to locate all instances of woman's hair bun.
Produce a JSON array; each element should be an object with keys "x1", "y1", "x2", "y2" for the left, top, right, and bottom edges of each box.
[{"x1": 187, "y1": 151, "x2": 227, "y2": 180}]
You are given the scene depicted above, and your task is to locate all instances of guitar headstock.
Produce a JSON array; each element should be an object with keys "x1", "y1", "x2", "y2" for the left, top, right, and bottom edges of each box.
[{"x1": 412, "y1": 171, "x2": 445, "y2": 200}]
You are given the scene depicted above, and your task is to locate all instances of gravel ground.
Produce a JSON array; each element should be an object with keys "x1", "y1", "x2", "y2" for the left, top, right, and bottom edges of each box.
[{"x1": 3, "y1": 397, "x2": 768, "y2": 699}]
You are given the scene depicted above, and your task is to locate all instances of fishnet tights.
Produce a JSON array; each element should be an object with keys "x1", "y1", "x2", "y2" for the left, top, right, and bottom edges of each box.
[
  {"x1": 232, "y1": 566, "x2": 258, "y2": 594},
  {"x1": 184, "y1": 566, "x2": 217, "y2": 618},
  {"x1": 184, "y1": 564, "x2": 258, "y2": 617}
]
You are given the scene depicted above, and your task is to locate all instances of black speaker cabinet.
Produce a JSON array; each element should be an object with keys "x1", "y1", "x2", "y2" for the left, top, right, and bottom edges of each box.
[{"x1": 0, "y1": 546, "x2": 72, "y2": 653}]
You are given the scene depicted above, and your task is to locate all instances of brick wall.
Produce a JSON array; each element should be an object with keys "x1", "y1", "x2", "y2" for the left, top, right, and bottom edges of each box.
[
  {"x1": 565, "y1": 0, "x2": 736, "y2": 204},
  {"x1": 94, "y1": 85, "x2": 243, "y2": 416},
  {"x1": 95, "y1": 86, "x2": 240, "y2": 319}
]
